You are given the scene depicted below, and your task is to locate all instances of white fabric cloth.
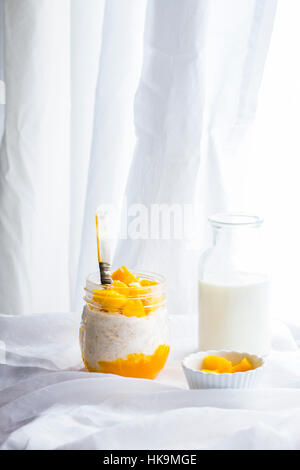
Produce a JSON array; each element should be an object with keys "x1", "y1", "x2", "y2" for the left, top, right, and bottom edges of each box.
[
  {"x1": 0, "y1": 0, "x2": 277, "y2": 316},
  {"x1": 0, "y1": 0, "x2": 70, "y2": 314},
  {"x1": 1, "y1": 313, "x2": 300, "y2": 450},
  {"x1": 114, "y1": 0, "x2": 278, "y2": 317},
  {"x1": 0, "y1": 0, "x2": 4, "y2": 140}
]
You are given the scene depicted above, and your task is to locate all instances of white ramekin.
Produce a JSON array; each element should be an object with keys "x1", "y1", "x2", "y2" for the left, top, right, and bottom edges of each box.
[{"x1": 182, "y1": 350, "x2": 265, "y2": 389}]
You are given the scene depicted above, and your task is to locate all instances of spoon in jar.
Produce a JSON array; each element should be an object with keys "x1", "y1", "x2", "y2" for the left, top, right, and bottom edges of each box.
[{"x1": 95, "y1": 208, "x2": 112, "y2": 285}]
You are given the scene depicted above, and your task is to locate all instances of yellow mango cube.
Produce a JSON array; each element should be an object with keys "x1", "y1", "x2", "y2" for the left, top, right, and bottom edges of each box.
[
  {"x1": 143, "y1": 294, "x2": 165, "y2": 313},
  {"x1": 92, "y1": 288, "x2": 127, "y2": 312},
  {"x1": 140, "y1": 279, "x2": 159, "y2": 287},
  {"x1": 232, "y1": 358, "x2": 253, "y2": 373},
  {"x1": 112, "y1": 280, "x2": 127, "y2": 288},
  {"x1": 127, "y1": 285, "x2": 146, "y2": 299},
  {"x1": 122, "y1": 299, "x2": 145, "y2": 317},
  {"x1": 201, "y1": 356, "x2": 232, "y2": 373},
  {"x1": 111, "y1": 266, "x2": 139, "y2": 285},
  {"x1": 112, "y1": 280, "x2": 129, "y2": 296}
]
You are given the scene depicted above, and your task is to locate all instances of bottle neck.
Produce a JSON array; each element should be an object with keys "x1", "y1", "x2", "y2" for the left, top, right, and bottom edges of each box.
[
  {"x1": 201, "y1": 214, "x2": 267, "y2": 283},
  {"x1": 213, "y1": 225, "x2": 260, "y2": 245},
  {"x1": 212, "y1": 226, "x2": 263, "y2": 269}
]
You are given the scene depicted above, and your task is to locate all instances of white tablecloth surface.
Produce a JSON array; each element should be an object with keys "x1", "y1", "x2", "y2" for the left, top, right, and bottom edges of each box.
[{"x1": 1, "y1": 313, "x2": 300, "y2": 450}]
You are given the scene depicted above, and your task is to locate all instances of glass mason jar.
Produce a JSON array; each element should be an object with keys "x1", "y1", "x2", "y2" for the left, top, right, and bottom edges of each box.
[
  {"x1": 198, "y1": 213, "x2": 270, "y2": 356},
  {"x1": 80, "y1": 271, "x2": 170, "y2": 379}
]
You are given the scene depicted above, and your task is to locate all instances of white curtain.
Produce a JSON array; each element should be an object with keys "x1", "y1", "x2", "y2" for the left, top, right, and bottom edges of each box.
[
  {"x1": 0, "y1": 0, "x2": 70, "y2": 314},
  {"x1": 0, "y1": 0, "x2": 4, "y2": 142},
  {"x1": 0, "y1": 0, "x2": 277, "y2": 316},
  {"x1": 114, "y1": 0, "x2": 278, "y2": 316}
]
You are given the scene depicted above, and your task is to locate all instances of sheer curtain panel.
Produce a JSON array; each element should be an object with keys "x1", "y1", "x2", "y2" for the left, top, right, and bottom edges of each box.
[{"x1": 0, "y1": 0, "x2": 277, "y2": 316}]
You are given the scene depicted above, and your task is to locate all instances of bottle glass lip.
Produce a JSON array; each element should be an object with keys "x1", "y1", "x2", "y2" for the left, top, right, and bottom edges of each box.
[{"x1": 208, "y1": 213, "x2": 264, "y2": 229}]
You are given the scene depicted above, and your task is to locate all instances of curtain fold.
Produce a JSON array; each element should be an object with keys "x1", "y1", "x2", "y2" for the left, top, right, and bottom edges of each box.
[
  {"x1": 0, "y1": 0, "x2": 70, "y2": 314},
  {"x1": 70, "y1": 0, "x2": 106, "y2": 308},
  {"x1": 114, "y1": 0, "x2": 277, "y2": 316},
  {"x1": 0, "y1": 0, "x2": 277, "y2": 315},
  {"x1": 0, "y1": 0, "x2": 4, "y2": 142},
  {"x1": 73, "y1": 0, "x2": 147, "y2": 310}
]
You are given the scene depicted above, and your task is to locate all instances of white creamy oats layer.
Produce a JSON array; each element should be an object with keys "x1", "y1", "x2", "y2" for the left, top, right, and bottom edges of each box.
[{"x1": 80, "y1": 305, "x2": 169, "y2": 369}]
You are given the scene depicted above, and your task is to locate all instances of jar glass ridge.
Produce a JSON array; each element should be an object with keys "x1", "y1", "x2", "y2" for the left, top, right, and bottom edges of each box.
[{"x1": 80, "y1": 270, "x2": 170, "y2": 379}]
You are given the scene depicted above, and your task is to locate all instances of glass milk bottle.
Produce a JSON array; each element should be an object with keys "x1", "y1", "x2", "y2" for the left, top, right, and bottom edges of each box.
[{"x1": 198, "y1": 213, "x2": 270, "y2": 356}]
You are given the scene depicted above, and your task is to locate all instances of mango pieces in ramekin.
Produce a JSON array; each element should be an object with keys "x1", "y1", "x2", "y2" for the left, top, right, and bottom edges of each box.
[{"x1": 201, "y1": 355, "x2": 254, "y2": 374}]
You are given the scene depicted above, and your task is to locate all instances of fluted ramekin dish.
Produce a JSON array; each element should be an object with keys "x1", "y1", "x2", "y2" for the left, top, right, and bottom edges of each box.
[{"x1": 182, "y1": 350, "x2": 265, "y2": 389}]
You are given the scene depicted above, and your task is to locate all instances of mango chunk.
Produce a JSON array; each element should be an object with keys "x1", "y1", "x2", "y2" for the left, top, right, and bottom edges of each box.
[
  {"x1": 112, "y1": 266, "x2": 139, "y2": 285},
  {"x1": 139, "y1": 279, "x2": 162, "y2": 312},
  {"x1": 95, "y1": 344, "x2": 170, "y2": 379},
  {"x1": 140, "y1": 279, "x2": 159, "y2": 287},
  {"x1": 201, "y1": 355, "x2": 254, "y2": 374},
  {"x1": 201, "y1": 356, "x2": 232, "y2": 373},
  {"x1": 232, "y1": 358, "x2": 253, "y2": 373},
  {"x1": 112, "y1": 280, "x2": 127, "y2": 288},
  {"x1": 127, "y1": 286, "x2": 146, "y2": 299},
  {"x1": 92, "y1": 288, "x2": 127, "y2": 312},
  {"x1": 201, "y1": 369, "x2": 219, "y2": 374},
  {"x1": 92, "y1": 266, "x2": 164, "y2": 317},
  {"x1": 112, "y1": 280, "x2": 130, "y2": 296},
  {"x1": 143, "y1": 293, "x2": 165, "y2": 313},
  {"x1": 122, "y1": 299, "x2": 145, "y2": 317}
]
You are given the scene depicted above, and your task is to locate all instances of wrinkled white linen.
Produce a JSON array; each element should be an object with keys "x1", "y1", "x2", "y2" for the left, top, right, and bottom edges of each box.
[{"x1": 1, "y1": 313, "x2": 300, "y2": 450}]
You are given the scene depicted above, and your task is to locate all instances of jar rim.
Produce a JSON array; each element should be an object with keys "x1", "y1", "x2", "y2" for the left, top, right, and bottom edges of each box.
[
  {"x1": 84, "y1": 270, "x2": 166, "y2": 312},
  {"x1": 85, "y1": 269, "x2": 166, "y2": 293},
  {"x1": 208, "y1": 213, "x2": 264, "y2": 228}
]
